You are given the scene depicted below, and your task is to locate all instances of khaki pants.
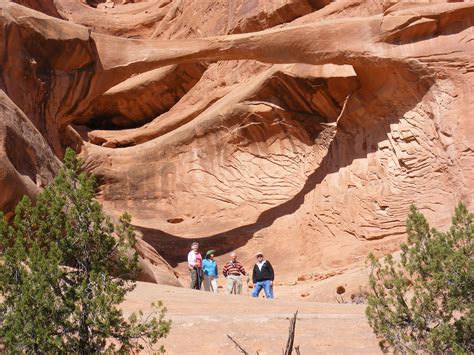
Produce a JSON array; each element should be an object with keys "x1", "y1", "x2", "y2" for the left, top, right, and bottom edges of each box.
[
  {"x1": 190, "y1": 268, "x2": 204, "y2": 290},
  {"x1": 203, "y1": 275, "x2": 218, "y2": 293},
  {"x1": 226, "y1": 275, "x2": 242, "y2": 295}
]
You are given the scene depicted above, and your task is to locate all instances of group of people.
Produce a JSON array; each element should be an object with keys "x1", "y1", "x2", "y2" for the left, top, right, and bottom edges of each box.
[{"x1": 187, "y1": 242, "x2": 274, "y2": 299}]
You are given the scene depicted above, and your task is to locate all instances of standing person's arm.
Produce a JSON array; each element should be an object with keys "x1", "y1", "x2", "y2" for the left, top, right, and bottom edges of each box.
[
  {"x1": 239, "y1": 263, "x2": 246, "y2": 276},
  {"x1": 252, "y1": 265, "x2": 257, "y2": 284},
  {"x1": 188, "y1": 252, "x2": 195, "y2": 269},
  {"x1": 267, "y1": 261, "x2": 275, "y2": 284},
  {"x1": 222, "y1": 262, "x2": 228, "y2": 277},
  {"x1": 214, "y1": 262, "x2": 218, "y2": 277}
]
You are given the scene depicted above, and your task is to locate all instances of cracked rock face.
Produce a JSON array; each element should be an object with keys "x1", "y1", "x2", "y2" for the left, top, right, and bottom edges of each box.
[{"x1": 1, "y1": 0, "x2": 473, "y2": 287}]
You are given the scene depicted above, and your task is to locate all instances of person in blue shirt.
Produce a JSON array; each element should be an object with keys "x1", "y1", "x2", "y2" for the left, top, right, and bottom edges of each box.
[{"x1": 202, "y1": 250, "x2": 219, "y2": 293}]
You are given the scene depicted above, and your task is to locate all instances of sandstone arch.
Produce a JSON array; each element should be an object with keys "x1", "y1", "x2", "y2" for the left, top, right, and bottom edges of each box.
[{"x1": 0, "y1": 0, "x2": 472, "y2": 285}]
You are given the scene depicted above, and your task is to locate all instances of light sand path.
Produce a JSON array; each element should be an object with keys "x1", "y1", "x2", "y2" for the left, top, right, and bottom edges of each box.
[{"x1": 124, "y1": 282, "x2": 380, "y2": 354}]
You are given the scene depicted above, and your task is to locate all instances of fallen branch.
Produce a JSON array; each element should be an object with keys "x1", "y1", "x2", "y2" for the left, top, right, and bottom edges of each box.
[
  {"x1": 226, "y1": 311, "x2": 300, "y2": 354},
  {"x1": 284, "y1": 310, "x2": 298, "y2": 355},
  {"x1": 227, "y1": 334, "x2": 249, "y2": 355}
]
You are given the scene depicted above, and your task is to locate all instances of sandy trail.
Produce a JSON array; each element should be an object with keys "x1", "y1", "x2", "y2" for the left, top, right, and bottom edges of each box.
[{"x1": 124, "y1": 282, "x2": 380, "y2": 354}]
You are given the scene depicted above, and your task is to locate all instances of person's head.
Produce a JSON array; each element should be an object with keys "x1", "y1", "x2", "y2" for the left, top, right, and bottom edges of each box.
[
  {"x1": 256, "y1": 252, "x2": 264, "y2": 261},
  {"x1": 230, "y1": 252, "x2": 237, "y2": 261},
  {"x1": 205, "y1": 250, "x2": 216, "y2": 259},
  {"x1": 191, "y1": 242, "x2": 199, "y2": 251}
]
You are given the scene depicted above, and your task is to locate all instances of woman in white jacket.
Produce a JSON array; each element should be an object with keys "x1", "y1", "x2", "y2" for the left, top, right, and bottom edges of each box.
[{"x1": 187, "y1": 242, "x2": 203, "y2": 290}]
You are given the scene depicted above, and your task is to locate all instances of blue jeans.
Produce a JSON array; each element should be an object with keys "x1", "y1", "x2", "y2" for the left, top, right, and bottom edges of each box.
[{"x1": 252, "y1": 280, "x2": 273, "y2": 299}]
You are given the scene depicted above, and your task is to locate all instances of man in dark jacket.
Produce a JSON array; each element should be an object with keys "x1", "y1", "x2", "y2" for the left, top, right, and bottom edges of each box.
[{"x1": 251, "y1": 252, "x2": 274, "y2": 299}]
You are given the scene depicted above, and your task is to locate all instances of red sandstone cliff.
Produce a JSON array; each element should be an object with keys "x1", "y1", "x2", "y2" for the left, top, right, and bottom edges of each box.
[{"x1": 1, "y1": 0, "x2": 473, "y2": 290}]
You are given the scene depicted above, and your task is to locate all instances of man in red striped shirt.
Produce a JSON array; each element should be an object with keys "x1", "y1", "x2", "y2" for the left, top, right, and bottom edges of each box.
[{"x1": 222, "y1": 252, "x2": 246, "y2": 295}]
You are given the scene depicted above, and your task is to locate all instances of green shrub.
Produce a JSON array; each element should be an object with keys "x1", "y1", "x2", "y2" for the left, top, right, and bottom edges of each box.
[
  {"x1": 366, "y1": 203, "x2": 473, "y2": 353},
  {"x1": 0, "y1": 148, "x2": 170, "y2": 353}
]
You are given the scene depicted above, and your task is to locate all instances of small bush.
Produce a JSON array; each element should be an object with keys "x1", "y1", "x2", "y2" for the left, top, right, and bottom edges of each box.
[
  {"x1": 366, "y1": 203, "x2": 473, "y2": 353},
  {"x1": 0, "y1": 148, "x2": 171, "y2": 353}
]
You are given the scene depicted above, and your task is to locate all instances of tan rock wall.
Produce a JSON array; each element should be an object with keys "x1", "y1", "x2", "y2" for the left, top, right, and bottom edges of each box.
[{"x1": 0, "y1": 0, "x2": 472, "y2": 288}]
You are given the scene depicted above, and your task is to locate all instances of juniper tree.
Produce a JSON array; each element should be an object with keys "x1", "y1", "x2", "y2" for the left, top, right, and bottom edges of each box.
[
  {"x1": 0, "y1": 148, "x2": 171, "y2": 353},
  {"x1": 366, "y1": 203, "x2": 473, "y2": 353}
]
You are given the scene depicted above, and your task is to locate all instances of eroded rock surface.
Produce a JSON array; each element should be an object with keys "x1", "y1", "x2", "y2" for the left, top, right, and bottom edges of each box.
[
  {"x1": 0, "y1": 0, "x2": 473, "y2": 290},
  {"x1": 0, "y1": 92, "x2": 60, "y2": 216}
]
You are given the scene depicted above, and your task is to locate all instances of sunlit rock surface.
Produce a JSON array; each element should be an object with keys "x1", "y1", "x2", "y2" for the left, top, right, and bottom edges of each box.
[{"x1": 1, "y1": 0, "x2": 473, "y2": 289}]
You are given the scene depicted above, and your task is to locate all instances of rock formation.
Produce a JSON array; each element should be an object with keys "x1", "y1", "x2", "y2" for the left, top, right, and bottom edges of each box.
[{"x1": 1, "y1": 0, "x2": 473, "y2": 290}]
